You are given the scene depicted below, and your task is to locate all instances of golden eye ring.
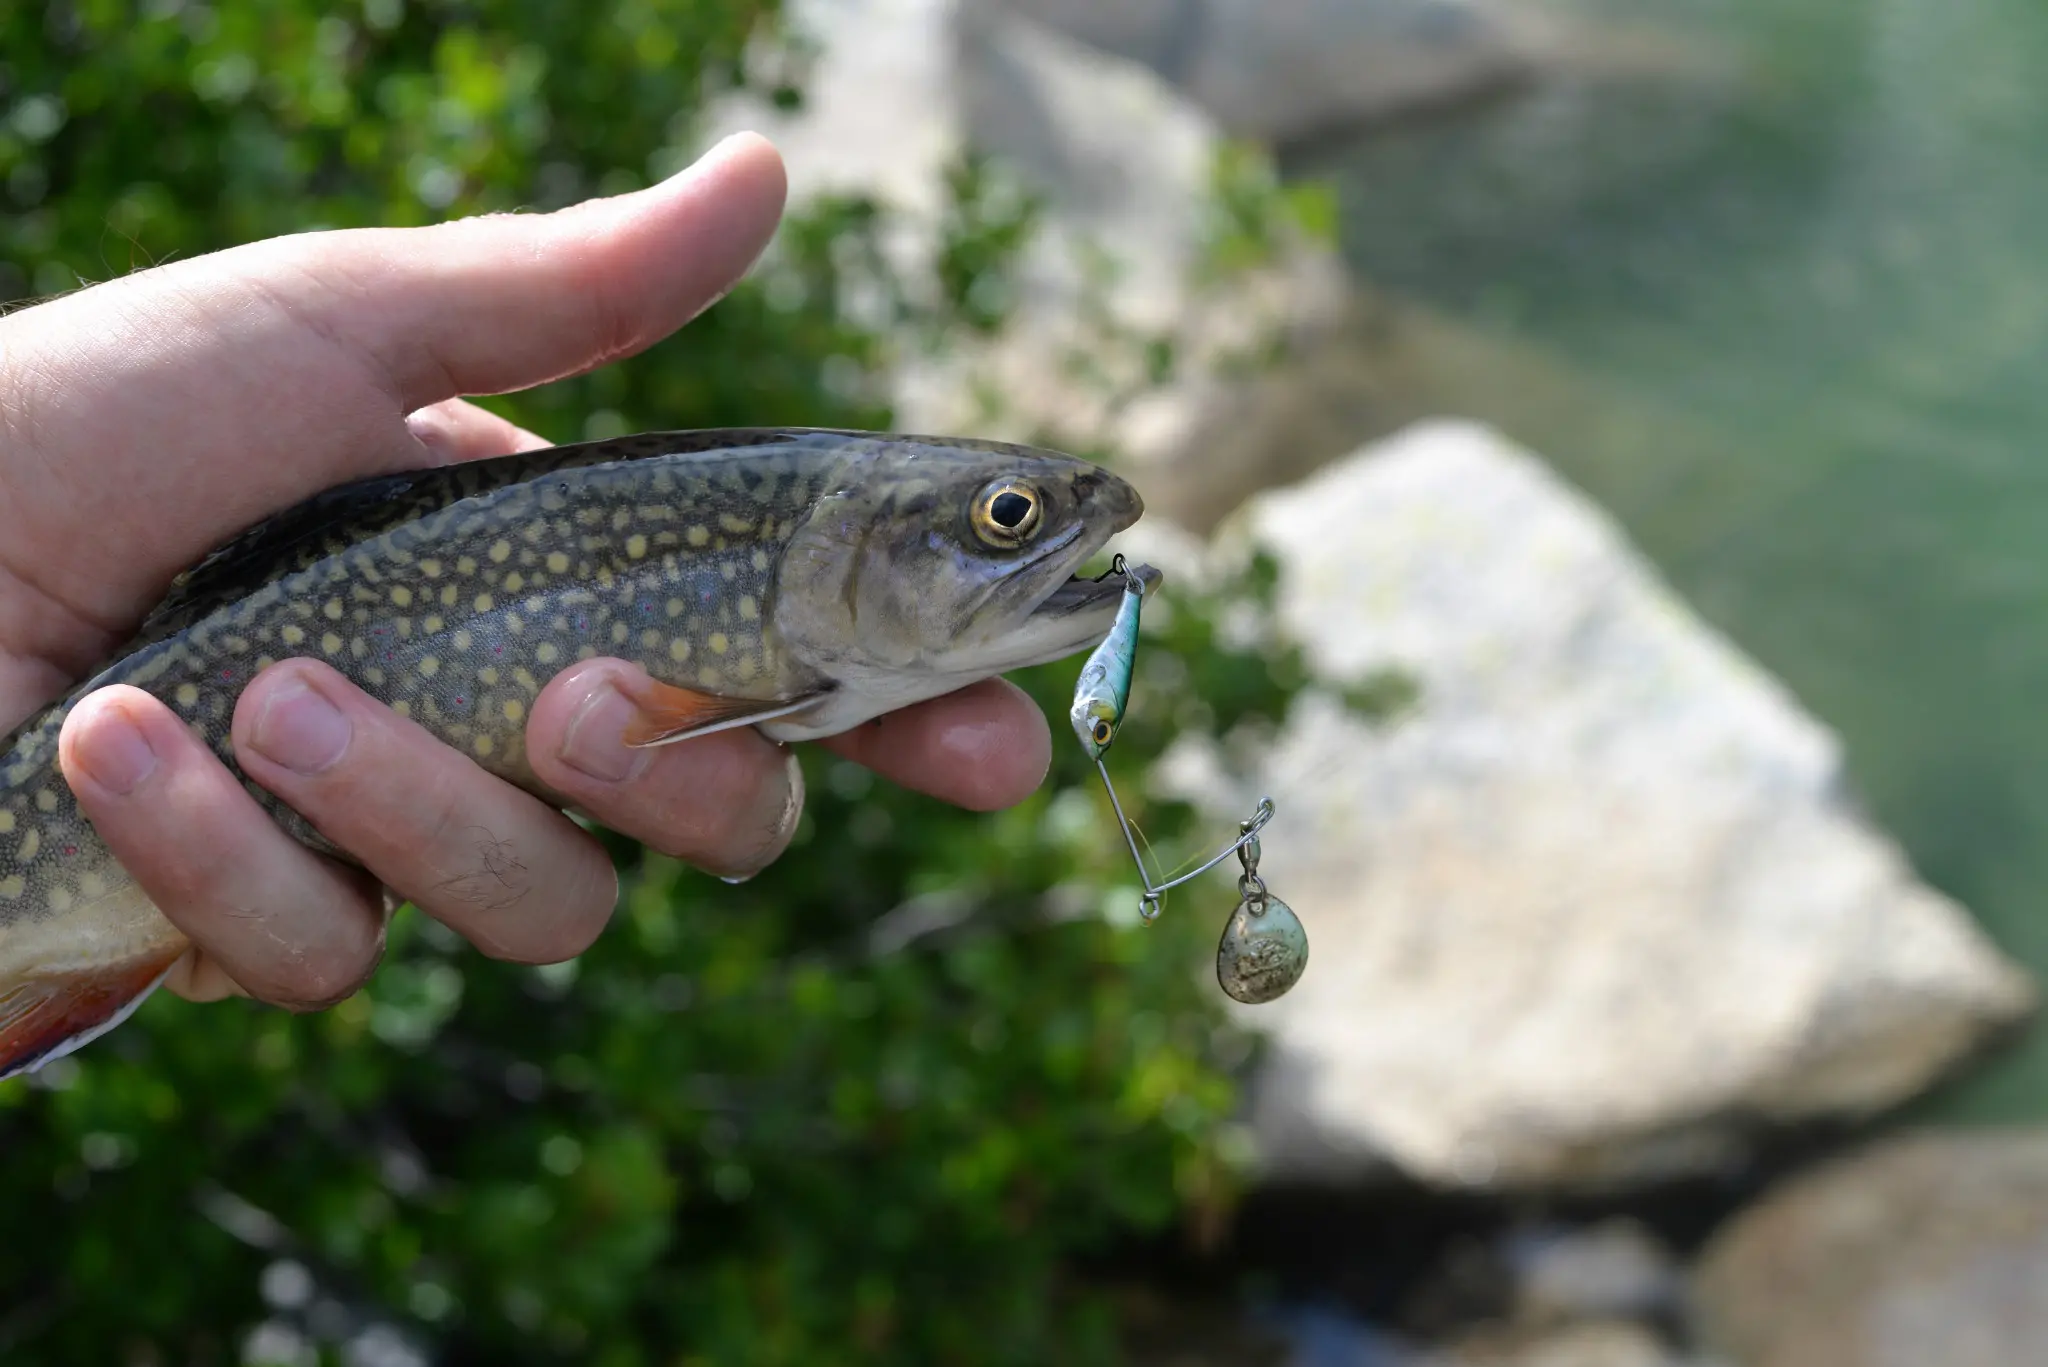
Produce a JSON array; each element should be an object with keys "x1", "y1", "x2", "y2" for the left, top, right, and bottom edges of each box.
[
  {"x1": 1092, "y1": 719, "x2": 1114, "y2": 745},
  {"x1": 970, "y1": 481, "x2": 1044, "y2": 547}
]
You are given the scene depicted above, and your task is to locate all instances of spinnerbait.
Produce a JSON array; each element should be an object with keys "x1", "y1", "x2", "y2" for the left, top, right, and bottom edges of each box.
[{"x1": 1068, "y1": 555, "x2": 1309, "y2": 1003}]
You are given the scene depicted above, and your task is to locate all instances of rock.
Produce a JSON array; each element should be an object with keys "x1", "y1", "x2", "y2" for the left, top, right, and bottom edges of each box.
[
  {"x1": 1431, "y1": 1321, "x2": 1687, "y2": 1367},
  {"x1": 966, "y1": 0, "x2": 1538, "y2": 145},
  {"x1": 1154, "y1": 422, "x2": 2035, "y2": 1191},
  {"x1": 703, "y1": 0, "x2": 1386, "y2": 530},
  {"x1": 1504, "y1": 1220, "x2": 1680, "y2": 1328},
  {"x1": 1693, "y1": 1129, "x2": 2048, "y2": 1367}
]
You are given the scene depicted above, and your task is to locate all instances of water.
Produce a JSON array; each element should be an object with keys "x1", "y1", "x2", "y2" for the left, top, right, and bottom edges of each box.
[{"x1": 1288, "y1": 0, "x2": 2048, "y2": 1121}]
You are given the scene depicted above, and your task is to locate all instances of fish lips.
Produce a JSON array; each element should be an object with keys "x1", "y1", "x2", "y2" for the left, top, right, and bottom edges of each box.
[{"x1": 976, "y1": 560, "x2": 1164, "y2": 673}]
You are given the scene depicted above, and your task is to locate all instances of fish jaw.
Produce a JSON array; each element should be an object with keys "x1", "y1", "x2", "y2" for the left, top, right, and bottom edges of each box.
[{"x1": 761, "y1": 562, "x2": 1163, "y2": 742}]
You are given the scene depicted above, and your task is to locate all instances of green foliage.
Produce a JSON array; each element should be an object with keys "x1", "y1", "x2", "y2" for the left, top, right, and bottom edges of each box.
[{"x1": 0, "y1": 5, "x2": 1347, "y2": 1364}]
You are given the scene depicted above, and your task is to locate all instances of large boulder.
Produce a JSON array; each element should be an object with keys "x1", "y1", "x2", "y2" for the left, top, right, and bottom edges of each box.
[
  {"x1": 1693, "y1": 1129, "x2": 2048, "y2": 1367},
  {"x1": 1147, "y1": 422, "x2": 2034, "y2": 1191},
  {"x1": 965, "y1": 0, "x2": 1539, "y2": 146},
  {"x1": 702, "y1": 0, "x2": 1384, "y2": 521}
]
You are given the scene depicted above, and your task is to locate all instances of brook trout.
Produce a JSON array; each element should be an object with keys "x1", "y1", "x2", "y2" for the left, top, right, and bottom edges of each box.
[{"x1": 0, "y1": 428, "x2": 1147, "y2": 1079}]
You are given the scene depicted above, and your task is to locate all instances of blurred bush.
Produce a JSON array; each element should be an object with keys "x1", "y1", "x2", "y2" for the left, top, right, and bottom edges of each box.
[{"x1": 0, "y1": 3, "x2": 1334, "y2": 1363}]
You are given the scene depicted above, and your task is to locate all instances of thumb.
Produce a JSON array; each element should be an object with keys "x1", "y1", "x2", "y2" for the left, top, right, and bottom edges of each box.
[{"x1": 225, "y1": 130, "x2": 789, "y2": 410}]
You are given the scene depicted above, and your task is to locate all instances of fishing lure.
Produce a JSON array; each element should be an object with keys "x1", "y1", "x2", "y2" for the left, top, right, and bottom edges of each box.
[{"x1": 1069, "y1": 556, "x2": 1308, "y2": 1003}]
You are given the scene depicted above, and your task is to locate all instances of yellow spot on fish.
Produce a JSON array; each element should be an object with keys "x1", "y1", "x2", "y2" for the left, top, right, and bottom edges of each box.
[
  {"x1": 34, "y1": 789, "x2": 55, "y2": 813},
  {"x1": 18, "y1": 829, "x2": 41, "y2": 862},
  {"x1": 610, "y1": 622, "x2": 629, "y2": 645},
  {"x1": 479, "y1": 666, "x2": 500, "y2": 685},
  {"x1": 752, "y1": 549, "x2": 770, "y2": 572},
  {"x1": 547, "y1": 552, "x2": 570, "y2": 574},
  {"x1": 626, "y1": 534, "x2": 649, "y2": 560},
  {"x1": 0, "y1": 875, "x2": 21, "y2": 901},
  {"x1": 452, "y1": 630, "x2": 472, "y2": 652},
  {"x1": 420, "y1": 559, "x2": 443, "y2": 578},
  {"x1": 502, "y1": 700, "x2": 524, "y2": 723},
  {"x1": 457, "y1": 556, "x2": 478, "y2": 576},
  {"x1": 708, "y1": 632, "x2": 730, "y2": 656},
  {"x1": 513, "y1": 668, "x2": 539, "y2": 692},
  {"x1": 46, "y1": 886, "x2": 71, "y2": 914},
  {"x1": 79, "y1": 871, "x2": 106, "y2": 899},
  {"x1": 441, "y1": 585, "x2": 460, "y2": 607},
  {"x1": 505, "y1": 614, "x2": 523, "y2": 634},
  {"x1": 669, "y1": 638, "x2": 692, "y2": 663},
  {"x1": 720, "y1": 563, "x2": 738, "y2": 581},
  {"x1": 175, "y1": 683, "x2": 200, "y2": 708},
  {"x1": 697, "y1": 666, "x2": 723, "y2": 688},
  {"x1": 391, "y1": 586, "x2": 413, "y2": 608},
  {"x1": 719, "y1": 513, "x2": 753, "y2": 535},
  {"x1": 736, "y1": 655, "x2": 759, "y2": 682},
  {"x1": 322, "y1": 633, "x2": 344, "y2": 656},
  {"x1": 612, "y1": 509, "x2": 631, "y2": 532},
  {"x1": 640, "y1": 629, "x2": 662, "y2": 649},
  {"x1": 667, "y1": 598, "x2": 685, "y2": 618},
  {"x1": 281, "y1": 624, "x2": 306, "y2": 647},
  {"x1": 392, "y1": 700, "x2": 412, "y2": 717},
  {"x1": 489, "y1": 540, "x2": 512, "y2": 564},
  {"x1": 366, "y1": 668, "x2": 386, "y2": 686},
  {"x1": 424, "y1": 615, "x2": 444, "y2": 634},
  {"x1": 503, "y1": 572, "x2": 525, "y2": 593},
  {"x1": 0, "y1": 810, "x2": 13, "y2": 834},
  {"x1": 473, "y1": 735, "x2": 496, "y2": 757},
  {"x1": 577, "y1": 645, "x2": 598, "y2": 660},
  {"x1": 257, "y1": 656, "x2": 277, "y2": 672},
  {"x1": 419, "y1": 657, "x2": 441, "y2": 678},
  {"x1": 687, "y1": 525, "x2": 710, "y2": 547},
  {"x1": 535, "y1": 642, "x2": 559, "y2": 665},
  {"x1": 738, "y1": 596, "x2": 758, "y2": 622},
  {"x1": 324, "y1": 599, "x2": 344, "y2": 620},
  {"x1": 474, "y1": 594, "x2": 494, "y2": 613}
]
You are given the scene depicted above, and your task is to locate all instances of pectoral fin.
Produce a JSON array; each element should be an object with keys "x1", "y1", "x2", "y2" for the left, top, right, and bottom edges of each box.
[
  {"x1": 0, "y1": 951, "x2": 182, "y2": 1082},
  {"x1": 622, "y1": 682, "x2": 830, "y2": 748}
]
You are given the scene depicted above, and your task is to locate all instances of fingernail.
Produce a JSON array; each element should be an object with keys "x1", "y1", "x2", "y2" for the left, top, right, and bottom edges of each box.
[
  {"x1": 77, "y1": 705, "x2": 158, "y2": 795},
  {"x1": 405, "y1": 407, "x2": 465, "y2": 464},
  {"x1": 249, "y1": 680, "x2": 353, "y2": 775},
  {"x1": 728, "y1": 750, "x2": 804, "y2": 881},
  {"x1": 560, "y1": 684, "x2": 649, "y2": 784}
]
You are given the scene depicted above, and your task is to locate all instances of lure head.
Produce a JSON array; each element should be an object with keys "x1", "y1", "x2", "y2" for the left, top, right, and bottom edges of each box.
[
  {"x1": 1065, "y1": 567, "x2": 1155, "y2": 761},
  {"x1": 1070, "y1": 692, "x2": 1122, "y2": 761}
]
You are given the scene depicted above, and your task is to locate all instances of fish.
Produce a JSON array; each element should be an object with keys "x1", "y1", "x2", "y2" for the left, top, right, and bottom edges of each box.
[
  {"x1": 0, "y1": 428, "x2": 1148, "y2": 1080},
  {"x1": 1067, "y1": 562, "x2": 1158, "y2": 761}
]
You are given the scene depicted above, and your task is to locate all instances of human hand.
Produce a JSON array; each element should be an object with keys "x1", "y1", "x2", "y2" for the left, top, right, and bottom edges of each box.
[{"x1": 0, "y1": 133, "x2": 1053, "y2": 1011}]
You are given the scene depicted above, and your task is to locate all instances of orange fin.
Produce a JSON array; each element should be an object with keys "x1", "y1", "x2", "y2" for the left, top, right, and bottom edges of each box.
[
  {"x1": 0, "y1": 951, "x2": 181, "y2": 1082},
  {"x1": 621, "y1": 682, "x2": 827, "y2": 748}
]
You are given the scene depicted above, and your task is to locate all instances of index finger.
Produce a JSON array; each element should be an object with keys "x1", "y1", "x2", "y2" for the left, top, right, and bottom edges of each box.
[{"x1": 817, "y1": 679, "x2": 1052, "y2": 812}]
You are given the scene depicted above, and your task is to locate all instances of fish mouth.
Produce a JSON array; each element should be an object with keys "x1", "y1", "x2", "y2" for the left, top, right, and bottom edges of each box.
[
  {"x1": 960, "y1": 560, "x2": 1162, "y2": 675},
  {"x1": 1032, "y1": 561, "x2": 1164, "y2": 619}
]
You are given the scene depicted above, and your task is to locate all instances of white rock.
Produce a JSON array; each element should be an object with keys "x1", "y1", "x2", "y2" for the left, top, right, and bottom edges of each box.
[
  {"x1": 704, "y1": 0, "x2": 1383, "y2": 514},
  {"x1": 1162, "y1": 422, "x2": 2034, "y2": 1190},
  {"x1": 970, "y1": 0, "x2": 1538, "y2": 145}
]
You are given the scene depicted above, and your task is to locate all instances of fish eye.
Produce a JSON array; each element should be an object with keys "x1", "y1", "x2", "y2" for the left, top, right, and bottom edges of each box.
[
  {"x1": 971, "y1": 481, "x2": 1044, "y2": 547},
  {"x1": 1092, "y1": 719, "x2": 1114, "y2": 745}
]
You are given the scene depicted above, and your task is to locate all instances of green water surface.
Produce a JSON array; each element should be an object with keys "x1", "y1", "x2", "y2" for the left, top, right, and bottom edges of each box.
[{"x1": 1291, "y1": 0, "x2": 2048, "y2": 1120}]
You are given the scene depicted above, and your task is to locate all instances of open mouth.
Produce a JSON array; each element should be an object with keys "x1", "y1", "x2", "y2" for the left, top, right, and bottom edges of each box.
[{"x1": 1032, "y1": 561, "x2": 1164, "y2": 619}]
